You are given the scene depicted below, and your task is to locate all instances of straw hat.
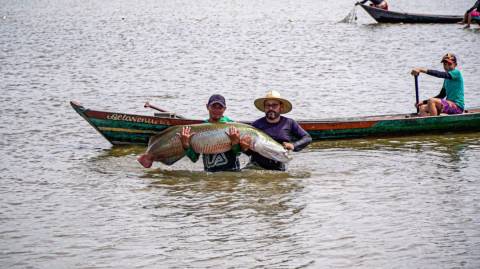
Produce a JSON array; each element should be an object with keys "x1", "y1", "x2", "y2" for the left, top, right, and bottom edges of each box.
[{"x1": 254, "y1": 90, "x2": 293, "y2": 114}]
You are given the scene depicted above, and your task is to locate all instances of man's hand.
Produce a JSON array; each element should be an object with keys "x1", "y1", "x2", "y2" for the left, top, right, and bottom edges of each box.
[
  {"x1": 239, "y1": 135, "x2": 252, "y2": 152},
  {"x1": 283, "y1": 142, "x2": 294, "y2": 151},
  {"x1": 177, "y1": 126, "x2": 195, "y2": 149},
  {"x1": 411, "y1": 68, "x2": 426, "y2": 76},
  {"x1": 227, "y1": 126, "x2": 240, "y2": 145}
]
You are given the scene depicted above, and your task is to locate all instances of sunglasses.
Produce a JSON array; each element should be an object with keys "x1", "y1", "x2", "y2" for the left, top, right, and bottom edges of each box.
[{"x1": 264, "y1": 103, "x2": 280, "y2": 108}]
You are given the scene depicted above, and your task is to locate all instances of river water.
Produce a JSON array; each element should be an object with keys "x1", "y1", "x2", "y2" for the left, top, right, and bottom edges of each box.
[{"x1": 1, "y1": 0, "x2": 480, "y2": 268}]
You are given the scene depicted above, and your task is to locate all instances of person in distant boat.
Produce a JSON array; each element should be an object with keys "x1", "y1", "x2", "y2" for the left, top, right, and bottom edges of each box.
[
  {"x1": 411, "y1": 53, "x2": 464, "y2": 117},
  {"x1": 241, "y1": 90, "x2": 312, "y2": 171},
  {"x1": 460, "y1": 0, "x2": 480, "y2": 28},
  {"x1": 357, "y1": 0, "x2": 389, "y2": 10},
  {"x1": 179, "y1": 94, "x2": 246, "y2": 172}
]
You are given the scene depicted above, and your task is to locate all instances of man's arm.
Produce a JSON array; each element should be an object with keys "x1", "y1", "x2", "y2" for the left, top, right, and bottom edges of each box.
[
  {"x1": 426, "y1": 69, "x2": 452, "y2": 80},
  {"x1": 412, "y1": 68, "x2": 452, "y2": 79},
  {"x1": 466, "y1": 1, "x2": 480, "y2": 13},
  {"x1": 421, "y1": 87, "x2": 446, "y2": 105},
  {"x1": 290, "y1": 120, "x2": 312, "y2": 152},
  {"x1": 433, "y1": 87, "x2": 446, "y2": 99},
  {"x1": 292, "y1": 134, "x2": 312, "y2": 152},
  {"x1": 185, "y1": 147, "x2": 200, "y2": 162}
]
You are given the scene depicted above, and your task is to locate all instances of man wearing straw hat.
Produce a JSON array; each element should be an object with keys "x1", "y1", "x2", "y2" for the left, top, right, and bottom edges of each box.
[{"x1": 244, "y1": 90, "x2": 312, "y2": 171}]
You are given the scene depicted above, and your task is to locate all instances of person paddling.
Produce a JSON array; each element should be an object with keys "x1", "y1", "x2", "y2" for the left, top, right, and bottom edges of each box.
[
  {"x1": 411, "y1": 53, "x2": 465, "y2": 117},
  {"x1": 460, "y1": 0, "x2": 480, "y2": 28},
  {"x1": 357, "y1": 0, "x2": 389, "y2": 10}
]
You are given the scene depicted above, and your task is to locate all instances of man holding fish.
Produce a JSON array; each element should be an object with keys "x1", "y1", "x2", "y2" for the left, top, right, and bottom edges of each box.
[
  {"x1": 138, "y1": 92, "x2": 311, "y2": 172},
  {"x1": 179, "y1": 91, "x2": 312, "y2": 172},
  {"x1": 178, "y1": 94, "x2": 246, "y2": 172},
  {"x1": 244, "y1": 90, "x2": 312, "y2": 171}
]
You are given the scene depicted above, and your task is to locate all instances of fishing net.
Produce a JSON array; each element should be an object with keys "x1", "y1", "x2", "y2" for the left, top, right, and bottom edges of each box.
[{"x1": 339, "y1": 5, "x2": 358, "y2": 23}]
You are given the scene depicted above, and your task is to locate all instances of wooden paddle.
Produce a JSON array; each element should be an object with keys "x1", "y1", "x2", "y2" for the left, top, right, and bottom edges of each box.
[
  {"x1": 144, "y1": 101, "x2": 168, "y2": 112},
  {"x1": 414, "y1": 75, "x2": 420, "y2": 113},
  {"x1": 144, "y1": 102, "x2": 185, "y2": 118}
]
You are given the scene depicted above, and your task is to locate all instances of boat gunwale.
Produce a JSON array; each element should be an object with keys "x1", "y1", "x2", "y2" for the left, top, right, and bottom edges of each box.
[
  {"x1": 71, "y1": 101, "x2": 480, "y2": 144},
  {"x1": 72, "y1": 101, "x2": 480, "y2": 125}
]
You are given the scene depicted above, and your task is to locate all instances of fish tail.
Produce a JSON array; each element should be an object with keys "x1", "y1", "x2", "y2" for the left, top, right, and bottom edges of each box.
[{"x1": 137, "y1": 153, "x2": 153, "y2": 168}]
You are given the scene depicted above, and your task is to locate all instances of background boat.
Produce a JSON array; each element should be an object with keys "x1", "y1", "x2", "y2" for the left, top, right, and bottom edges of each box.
[{"x1": 358, "y1": 3, "x2": 464, "y2": 23}]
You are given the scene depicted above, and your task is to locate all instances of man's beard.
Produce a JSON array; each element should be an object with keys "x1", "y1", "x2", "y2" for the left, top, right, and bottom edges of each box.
[{"x1": 266, "y1": 110, "x2": 280, "y2": 120}]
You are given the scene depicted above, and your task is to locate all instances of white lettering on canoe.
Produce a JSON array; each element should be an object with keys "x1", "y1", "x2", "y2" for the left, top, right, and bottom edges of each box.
[{"x1": 107, "y1": 113, "x2": 166, "y2": 125}]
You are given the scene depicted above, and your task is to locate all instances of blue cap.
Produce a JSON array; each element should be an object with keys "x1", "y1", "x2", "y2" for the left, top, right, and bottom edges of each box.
[{"x1": 207, "y1": 94, "x2": 226, "y2": 107}]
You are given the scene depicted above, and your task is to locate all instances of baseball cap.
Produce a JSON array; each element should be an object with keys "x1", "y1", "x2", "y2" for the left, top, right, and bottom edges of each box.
[
  {"x1": 441, "y1": 53, "x2": 457, "y2": 64},
  {"x1": 207, "y1": 94, "x2": 226, "y2": 107}
]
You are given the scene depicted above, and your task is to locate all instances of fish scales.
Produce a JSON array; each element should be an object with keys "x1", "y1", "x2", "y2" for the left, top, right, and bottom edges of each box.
[{"x1": 190, "y1": 128, "x2": 232, "y2": 154}]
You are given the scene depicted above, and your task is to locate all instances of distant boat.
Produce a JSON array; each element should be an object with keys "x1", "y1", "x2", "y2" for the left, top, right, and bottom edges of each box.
[
  {"x1": 357, "y1": 3, "x2": 463, "y2": 24},
  {"x1": 71, "y1": 101, "x2": 480, "y2": 146}
]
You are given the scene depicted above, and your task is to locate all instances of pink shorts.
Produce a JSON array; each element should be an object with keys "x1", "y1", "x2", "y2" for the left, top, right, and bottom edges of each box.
[
  {"x1": 471, "y1": 10, "x2": 480, "y2": 17},
  {"x1": 441, "y1": 99, "x2": 463, "y2": 115}
]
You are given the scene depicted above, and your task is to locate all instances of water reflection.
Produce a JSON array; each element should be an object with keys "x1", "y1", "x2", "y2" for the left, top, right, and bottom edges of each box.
[
  {"x1": 136, "y1": 165, "x2": 313, "y2": 267},
  {"x1": 93, "y1": 145, "x2": 145, "y2": 158},
  {"x1": 141, "y1": 169, "x2": 308, "y2": 217},
  {"x1": 309, "y1": 132, "x2": 480, "y2": 170},
  {"x1": 87, "y1": 144, "x2": 311, "y2": 220},
  {"x1": 309, "y1": 132, "x2": 479, "y2": 150}
]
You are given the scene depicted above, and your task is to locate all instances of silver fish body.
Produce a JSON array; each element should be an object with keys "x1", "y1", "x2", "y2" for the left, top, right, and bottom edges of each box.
[{"x1": 137, "y1": 122, "x2": 289, "y2": 168}]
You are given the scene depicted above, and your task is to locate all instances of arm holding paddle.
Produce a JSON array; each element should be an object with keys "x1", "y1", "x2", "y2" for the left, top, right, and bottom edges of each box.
[
  {"x1": 411, "y1": 68, "x2": 427, "y2": 76},
  {"x1": 411, "y1": 67, "x2": 442, "y2": 116},
  {"x1": 411, "y1": 68, "x2": 447, "y2": 108}
]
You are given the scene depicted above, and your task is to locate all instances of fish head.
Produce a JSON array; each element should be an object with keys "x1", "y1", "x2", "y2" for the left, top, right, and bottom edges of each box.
[{"x1": 252, "y1": 138, "x2": 291, "y2": 163}]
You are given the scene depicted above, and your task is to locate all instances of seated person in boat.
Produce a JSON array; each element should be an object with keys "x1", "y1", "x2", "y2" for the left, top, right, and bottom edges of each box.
[
  {"x1": 357, "y1": 0, "x2": 388, "y2": 10},
  {"x1": 242, "y1": 90, "x2": 312, "y2": 171},
  {"x1": 411, "y1": 53, "x2": 464, "y2": 117},
  {"x1": 179, "y1": 94, "x2": 247, "y2": 172},
  {"x1": 461, "y1": 0, "x2": 480, "y2": 28}
]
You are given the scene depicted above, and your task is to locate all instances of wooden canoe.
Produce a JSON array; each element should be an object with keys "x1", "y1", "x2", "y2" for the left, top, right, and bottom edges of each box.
[
  {"x1": 71, "y1": 101, "x2": 480, "y2": 145},
  {"x1": 358, "y1": 4, "x2": 463, "y2": 24}
]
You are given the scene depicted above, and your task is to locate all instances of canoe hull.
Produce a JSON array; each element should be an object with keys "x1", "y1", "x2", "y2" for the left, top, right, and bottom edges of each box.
[
  {"x1": 71, "y1": 101, "x2": 480, "y2": 145},
  {"x1": 358, "y1": 4, "x2": 463, "y2": 24}
]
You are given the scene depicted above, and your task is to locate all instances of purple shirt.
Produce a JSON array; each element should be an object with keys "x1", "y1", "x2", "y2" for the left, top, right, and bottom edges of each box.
[
  {"x1": 249, "y1": 116, "x2": 311, "y2": 171},
  {"x1": 252, "y1": 116, "x2": 311, "y2": 152}
]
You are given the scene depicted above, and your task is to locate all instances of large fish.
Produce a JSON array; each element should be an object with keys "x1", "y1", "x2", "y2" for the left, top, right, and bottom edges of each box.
[{"x1": 137, "y1": 122, "x2": 290, "y2": 168}]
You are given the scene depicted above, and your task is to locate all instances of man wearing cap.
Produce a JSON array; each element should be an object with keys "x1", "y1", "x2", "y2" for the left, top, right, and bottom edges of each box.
[
  {"x1": 411, "y1": 53, "x2": 465, "y2": 116},
  {"x1": 179, "y1": 94, "x2": 244, "y2": 172},
  {"x1": 244, "y1": 90, "x2": 312, "y2": 171}
]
